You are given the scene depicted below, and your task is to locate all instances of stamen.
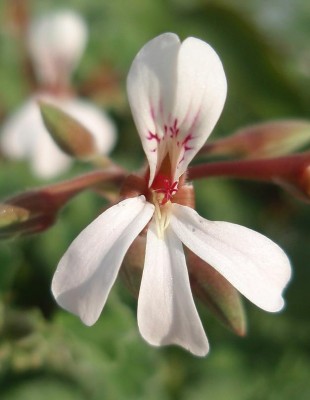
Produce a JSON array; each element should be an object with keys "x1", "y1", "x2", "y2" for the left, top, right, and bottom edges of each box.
[{"x1": 152, "y1": 191, "x2": 172, "y2": 239}]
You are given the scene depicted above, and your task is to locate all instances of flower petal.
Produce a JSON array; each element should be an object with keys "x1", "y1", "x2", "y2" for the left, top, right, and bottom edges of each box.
[
  {"x1": 127, "y1": 33, "x2": 227, "y2": 185},
  {"x1": 52, "y1": 196, "x2": 154, "y2": 326},
  {"x1": 171, "y1": 37, "x2": 227, "y2": 180},
  {"x1": 127, "y1": 33, "x2": 180, "y2": 185},
  {"x1": 27, "y1": 10, "x2": 87, "y2": 85},
  {"x1": 138, "y1": 220, "x2": 209, "y2": 356},
  {"x1": 170, "y1": 205, "x2": 291, "y2": 312}
]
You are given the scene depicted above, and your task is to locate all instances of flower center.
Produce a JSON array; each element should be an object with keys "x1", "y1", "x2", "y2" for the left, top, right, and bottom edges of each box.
[{"x1": 151, "y1": 173, "x2": 178, "y2": 205}]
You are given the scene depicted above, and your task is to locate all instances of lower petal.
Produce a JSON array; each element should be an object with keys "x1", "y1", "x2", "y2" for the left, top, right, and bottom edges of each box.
[
  {"x1": 138, "y1": 220, "x2": 209, "y2": 357},
  {"x1": 170, "y1": 204, "x2": 292, "y2": 313},
  {"x1": 52, "y1": 196, "x2": 154, "y2": 326}
]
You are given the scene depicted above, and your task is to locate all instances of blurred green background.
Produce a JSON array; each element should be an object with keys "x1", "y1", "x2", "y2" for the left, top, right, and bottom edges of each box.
[{"x1": 0, "y1": 0, "x2": 310, "y2": 399}]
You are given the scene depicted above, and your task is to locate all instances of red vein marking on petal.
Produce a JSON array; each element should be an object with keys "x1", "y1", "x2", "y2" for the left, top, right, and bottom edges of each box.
[
  {"x1": 182, "y1": 133, "x2": 194, "y2": 151},
  {"x1": 147, "y1": 131, "x2": 161, "y2": 143},
  {"x1": 177, "y1": 134, "x2": 195, "y2": 165},
  {"x1": 169, "y1": 118, "x2": 179, "y2": 138},
  {"x1": 164, "y1": 124, "x2": 168, "y2": 136}
]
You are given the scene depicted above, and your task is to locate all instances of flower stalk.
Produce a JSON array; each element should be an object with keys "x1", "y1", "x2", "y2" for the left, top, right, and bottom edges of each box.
[
  {"x1": 0, "y1": 168, "x2": 126, "y2": 238},
  {"x1": 189, "y1": 152, "x2": 310, "y2": 201}
]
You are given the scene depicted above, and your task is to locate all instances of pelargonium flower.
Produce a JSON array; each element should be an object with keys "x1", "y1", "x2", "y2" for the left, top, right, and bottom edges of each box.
[
  {"x1": 52, "y1": 33, "x2": 291, "y2": 356},
  {"x1": 1, "y1": 10, "x2": 116, "y2": 178}
]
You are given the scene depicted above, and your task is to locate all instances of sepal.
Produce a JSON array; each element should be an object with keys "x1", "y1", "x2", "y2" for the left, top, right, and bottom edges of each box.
[
  {"x1": 187, "y1": 250, "x2": 246, "y2": 336},
  {"x1": 39, "y1": 101, "x2": 100, "y2": 160}
]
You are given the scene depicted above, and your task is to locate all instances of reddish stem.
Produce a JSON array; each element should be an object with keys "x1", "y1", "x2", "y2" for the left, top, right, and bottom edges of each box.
[
  {"x1": 188, "y1": 152, "x2": 310, "y2": 182},
  {"x1": 1, "y1": 167, "x2": 127, "y2": 238},
  {"x1": 8, "y1": 167, "x2": 126, "y2": 211}
]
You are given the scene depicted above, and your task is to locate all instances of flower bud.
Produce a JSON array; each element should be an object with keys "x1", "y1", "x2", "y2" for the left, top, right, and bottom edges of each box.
[
  {"x1": 0, "y1": 204, "x2": 29, "y2": 228},
  {"x1": 187, "y1": 250, "x2": 246, "y2": 336},
  {"x1": 201, "y1": 120, "x2": 310, "y2": 159},
  {"x1": 39, "y1": 101, "x2": 100, "y2": 160}
]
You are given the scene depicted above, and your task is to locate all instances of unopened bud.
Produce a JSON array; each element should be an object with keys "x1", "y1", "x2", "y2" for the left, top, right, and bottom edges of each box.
[
  {"x1": 39, "y1": 101, "x2": 99, "y2": 160},
  {"x1": 0, "y1": 204, "x2": 29, "y2": 228},
  {"x1": 187, "y1": 250, "x2": 246, "y2": 336},
  {"x1": 295, "y1": 164, "x2": 310, "y2": 201},
  {"x1": 201, "y1": 120, "x2": 310, "y2": 159}
]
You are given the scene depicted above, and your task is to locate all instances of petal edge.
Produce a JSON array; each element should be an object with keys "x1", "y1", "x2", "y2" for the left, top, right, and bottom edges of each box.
[
  {"x1": 52, "y1": 196, "x2": 154, "y2": 325},
  {"x1": 170, "y1": 204, "x2": 291, "y2": 313}
]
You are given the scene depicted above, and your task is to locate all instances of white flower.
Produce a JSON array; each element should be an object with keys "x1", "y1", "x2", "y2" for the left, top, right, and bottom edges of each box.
[
  {"x1": 27, "y1": 10, "x2": 88, "y2": 87},
  {"x1": 1, "y1": 10, "x2": 116, "y2": 179},
  {"x1": 51, "y1": 33, "x2": 291, "y2": 356},
  {"x1": 0, "y1": 95, "x2": 116, "y2": 178}
]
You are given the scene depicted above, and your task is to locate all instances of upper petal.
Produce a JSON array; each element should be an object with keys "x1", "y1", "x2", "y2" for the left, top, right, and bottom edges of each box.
[
  {"x1": 27, "y1": 10, "x2": 88, "y2": 85},
  {"x1": 127, "y1": 33, "x2": 180, "y2": 185},
  {"x1": 138, "y1": 220, "x2": 209, "y2": 357},
  {"x1": 170, "y1": 204, "x2": 291, "y2": 313},
  {"x1": 52, "y1": 196, "x2": 154, "y2": 326},
  {"x1": 127, "y1": 33, "x2": 227, "y2": 185},
  {"x1": 171, "y1": 37, "x2": 227, "y2": 180}
]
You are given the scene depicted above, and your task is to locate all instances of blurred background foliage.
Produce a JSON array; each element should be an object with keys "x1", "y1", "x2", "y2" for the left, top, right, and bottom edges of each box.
[{"x1": 0, "y1": 0, "x2": 310, "y2": 399}]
